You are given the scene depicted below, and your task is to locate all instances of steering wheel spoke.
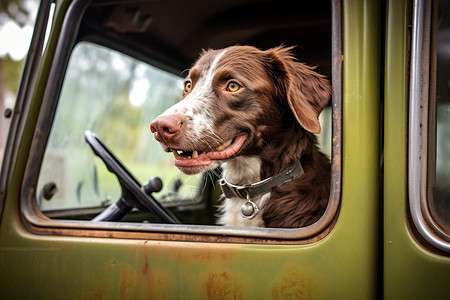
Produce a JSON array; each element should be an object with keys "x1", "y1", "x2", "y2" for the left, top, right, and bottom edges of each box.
[{"x1": 85, "y1": 130, "x2": 180, "y2": 223}]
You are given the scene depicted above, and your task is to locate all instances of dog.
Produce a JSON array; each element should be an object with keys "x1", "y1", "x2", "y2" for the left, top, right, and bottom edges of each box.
[{"x1": 150, "y1": 45, "x2": 331, "y2": 228}]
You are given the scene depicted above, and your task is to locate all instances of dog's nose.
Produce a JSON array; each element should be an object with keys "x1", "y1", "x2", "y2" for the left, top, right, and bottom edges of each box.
[{"x1": 150, "y1": 115, "x2": 183, "y2": 142}]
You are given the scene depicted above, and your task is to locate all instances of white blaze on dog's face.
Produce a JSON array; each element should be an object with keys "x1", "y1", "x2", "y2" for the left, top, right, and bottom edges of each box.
[{"x1": 150, "y1": 46, "x2": 331, "y2": 175}]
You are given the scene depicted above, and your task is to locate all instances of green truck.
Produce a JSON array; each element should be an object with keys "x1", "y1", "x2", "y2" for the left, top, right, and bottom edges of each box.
[{"x1": 1, "y1": 0, "x2": 449, "y2": 298}]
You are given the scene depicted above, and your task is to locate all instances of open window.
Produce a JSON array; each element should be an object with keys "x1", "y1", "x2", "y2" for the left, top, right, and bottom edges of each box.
[
  {"x1": 22, "y1": 0, "x2": 341, "y2": 242},
  {"x1": 409, "y1": 0, "x2": 450, "y2": 252},
  {"x1": 38, "y1": 43, "x2": 207, "y2": 222}
]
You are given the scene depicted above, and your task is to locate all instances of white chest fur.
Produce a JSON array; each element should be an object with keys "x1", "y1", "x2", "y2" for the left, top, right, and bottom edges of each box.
[{"x1": 217, "y1": 156, "x2": 269, "y2": 227}]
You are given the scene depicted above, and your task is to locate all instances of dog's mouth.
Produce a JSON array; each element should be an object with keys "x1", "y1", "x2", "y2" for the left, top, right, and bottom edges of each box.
[{"x1": 169, "y1": 134, "x2": 248, "y2": 168}]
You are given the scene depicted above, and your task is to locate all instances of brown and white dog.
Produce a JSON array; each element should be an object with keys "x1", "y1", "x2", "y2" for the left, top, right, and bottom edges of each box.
[{"x1": 150, "y1": 45, "x2": 331, "y2": 228}]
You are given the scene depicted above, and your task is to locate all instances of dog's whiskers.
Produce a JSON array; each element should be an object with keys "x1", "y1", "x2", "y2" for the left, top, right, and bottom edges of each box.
[
  {"x1": 179, "y1": 130, "x2": 225, "y2": 152},
  {"x1": 203, "y1": 132, "x2": 225, "y2": 150}
]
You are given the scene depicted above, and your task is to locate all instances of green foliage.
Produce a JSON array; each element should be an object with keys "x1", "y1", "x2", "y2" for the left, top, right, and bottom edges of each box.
[
  {"x1": 0, "y1": 0, "x2": 29, "y2": 26},
  {"x1": 1, "y1": 56, "x2": 24, "y2": 93},
  {"x1": 38, "y1": 42, "x2": 201, "y2": 210}
]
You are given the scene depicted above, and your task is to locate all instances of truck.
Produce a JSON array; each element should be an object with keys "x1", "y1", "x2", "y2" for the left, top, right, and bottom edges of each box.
[{"x1": 0, "y1": 0, "x2": 449, "y2": 298}]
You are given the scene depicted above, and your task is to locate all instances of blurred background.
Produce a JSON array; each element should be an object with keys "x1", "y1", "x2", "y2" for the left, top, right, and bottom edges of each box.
[
  {"x1": 0, "y1": 0, "x2": 38, "y2": 166},
  {"x1": 1, "y1": 0, "x2": 333, "y2": 215}
]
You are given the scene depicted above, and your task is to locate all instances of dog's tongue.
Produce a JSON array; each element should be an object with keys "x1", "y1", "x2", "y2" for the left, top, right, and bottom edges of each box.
[{"x1": 174, "y1": 134, "x2": 247, "y2": 167}]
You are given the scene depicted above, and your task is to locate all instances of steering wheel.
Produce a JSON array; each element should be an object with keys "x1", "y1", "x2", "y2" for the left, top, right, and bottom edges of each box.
[{"x1": 84, "y1": 130, "x2": 180, "y2": 224}]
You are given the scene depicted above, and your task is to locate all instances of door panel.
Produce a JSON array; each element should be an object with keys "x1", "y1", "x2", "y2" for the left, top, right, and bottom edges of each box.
[
  {"x1": 0, "y1": 0, "x2": 384, "y2": 298},
  {"x1": 384, "y1": 0, "x2": 450, "y2": 298}
]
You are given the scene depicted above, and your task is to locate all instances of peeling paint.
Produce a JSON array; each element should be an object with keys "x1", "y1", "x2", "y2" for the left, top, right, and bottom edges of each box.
[
  {"x1": 271, "y1": 266, "x2": 316, "y2": 300},
  {"x1": 118, "y1": 260, "x2": 173, "y2": 300},
  {"x1": 204, "y1": 271, "x2": 242, "y2": 300}
]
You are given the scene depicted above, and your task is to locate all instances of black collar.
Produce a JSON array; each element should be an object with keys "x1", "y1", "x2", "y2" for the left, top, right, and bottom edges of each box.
[{"x1": 219, "y1": 160, "x2": 304, "y2": 200}]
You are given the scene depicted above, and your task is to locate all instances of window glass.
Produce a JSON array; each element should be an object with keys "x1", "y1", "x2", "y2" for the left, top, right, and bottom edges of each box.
[
  {"x1": 37, "y1": 43, "x2": 202, "y2": 213},
  {"x1": 37, "y1": 42, "x2": 332, "y2": 227},
  {"x1": 432, "y1": 0, "x2": 450, "y2": 233}
]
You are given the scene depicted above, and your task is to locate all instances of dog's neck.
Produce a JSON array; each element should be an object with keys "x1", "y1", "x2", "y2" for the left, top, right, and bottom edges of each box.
[
  {"x1": 218, "y1": 121, "x2": 328, "y2": 228},
  {"x1": 220, "y1": 156, "x2": 265, "y2": 226},
  {"x1": 222, "y1": 156, "x2": 262, "y2": 186},
  {"x1": 222, "y1": 123, "x2": 316, "y2": 185},
  {"x1": 259, "y1": 122, "x2": 314, "y2": 179},
  {"x1": 220, "y1": 160, "x2": 304, "y2": 199}
]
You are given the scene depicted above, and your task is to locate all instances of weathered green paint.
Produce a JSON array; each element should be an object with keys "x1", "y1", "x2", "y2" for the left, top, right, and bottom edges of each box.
[
  {"x1": 384, "y1": 1, "x2": 450, "y2": 299},
  {"x1": 1, "y1": 1, "x2": 381, "y2": 298},
  {"x1": 3, "y1": 0, "x2": 447, "y2": 299}
]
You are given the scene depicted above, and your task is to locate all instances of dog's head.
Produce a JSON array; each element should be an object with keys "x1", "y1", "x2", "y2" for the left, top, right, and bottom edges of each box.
[{"x1": 150, "y1": 45, "x2": 331, "y2": 175}]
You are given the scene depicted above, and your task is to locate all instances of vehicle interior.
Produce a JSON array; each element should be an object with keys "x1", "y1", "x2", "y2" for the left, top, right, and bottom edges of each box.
[
  {"x1": 37, "y1": 0, "x2": 333, "y2": 226},
  {"x1": 83, "y1": 0, "x2": 331, "y2": 78}
]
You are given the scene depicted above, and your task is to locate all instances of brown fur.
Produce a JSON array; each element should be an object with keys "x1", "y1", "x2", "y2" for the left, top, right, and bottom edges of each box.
[
  {"x1": 253, "y1": 46, "x2": 331, "y2": 227},
  {"x1": 151, "y1": 45, "x2": 331, "y2": 228},
  {"x1": 215, "y1": 46, "x2": 331, "y2": 227}
]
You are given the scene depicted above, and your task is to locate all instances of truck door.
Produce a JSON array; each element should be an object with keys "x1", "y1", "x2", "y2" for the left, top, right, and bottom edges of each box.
[{"x1": 384, "y1": 0, "x2": 450, "y2": 298}]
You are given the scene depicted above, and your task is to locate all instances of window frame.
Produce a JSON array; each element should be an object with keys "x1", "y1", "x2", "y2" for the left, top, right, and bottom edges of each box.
[
  {"x1": 408, "y1": 0, "x2": 450, "y2": 252},
  {"x1": 20, "y1": 0, "x2": 342, "y2": 243},
  {"x1": 0, "y1": 0, "x2": 55, "y2": 222}
]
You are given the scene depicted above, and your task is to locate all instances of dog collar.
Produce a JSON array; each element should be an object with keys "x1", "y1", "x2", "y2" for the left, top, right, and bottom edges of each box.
[{"x1": 219, "y1": 160, "x2": 304, "y2": 219}]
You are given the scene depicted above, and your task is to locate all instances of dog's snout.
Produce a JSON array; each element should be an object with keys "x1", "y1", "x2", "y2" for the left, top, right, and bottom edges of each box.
[{"x1": 150, "y1": 115, "x2": 183, "y2": 142}]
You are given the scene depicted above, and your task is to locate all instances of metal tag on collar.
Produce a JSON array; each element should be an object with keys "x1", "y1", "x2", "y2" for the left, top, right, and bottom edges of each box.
[{"x1": 240, "y1": 193, "x2": 260, "y2": 220}]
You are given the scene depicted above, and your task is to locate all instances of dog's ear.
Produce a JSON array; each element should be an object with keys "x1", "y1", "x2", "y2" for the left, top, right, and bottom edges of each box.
[{"x1": 266, "y1": 46, "x2": 331, "y2": 133}]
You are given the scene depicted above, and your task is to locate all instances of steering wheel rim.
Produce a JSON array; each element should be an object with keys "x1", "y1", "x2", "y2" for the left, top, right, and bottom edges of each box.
[{"x1": 84, "y1": 130, "x2": 180, "y2": 224}]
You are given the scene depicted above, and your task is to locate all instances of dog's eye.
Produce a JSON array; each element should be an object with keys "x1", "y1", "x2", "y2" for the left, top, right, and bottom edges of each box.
[
  {"x1": 184, "y1": 81, "x2": 192, "y2": 94},
  {"x1": 226, "y1": 81, "x2": 241, "y2": 92}
]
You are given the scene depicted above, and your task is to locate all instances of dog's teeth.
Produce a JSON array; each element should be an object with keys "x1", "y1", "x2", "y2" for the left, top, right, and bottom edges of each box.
[
  {"x1": 215, "y1": 142, "x2": 230, "y2": 151},
  {"x1": 192, "y1": 150, "x2": 198, "y2": 159},
  {"x1": 172, "y1": 150, "x2": 179, "y2": 159}
]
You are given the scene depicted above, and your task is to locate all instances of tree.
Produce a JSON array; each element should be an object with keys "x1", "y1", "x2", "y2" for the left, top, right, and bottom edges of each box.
[
  {"x1": 0, "y1": 0, "x2": 31, "y2": 153},
  {"x1": 0, "y1": 0, "x2": 29, "y2": 26}
]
